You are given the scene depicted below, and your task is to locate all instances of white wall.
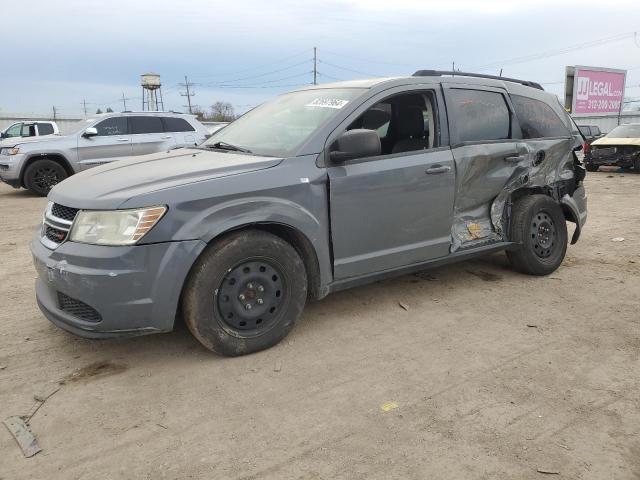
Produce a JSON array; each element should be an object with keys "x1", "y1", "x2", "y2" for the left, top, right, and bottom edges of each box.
[
  {"x1": 0, "y1": 113, "x2": 85, "y2": 135},
  {"x1": 572, "y1": 112, "x2": 640, "y2": 134}
]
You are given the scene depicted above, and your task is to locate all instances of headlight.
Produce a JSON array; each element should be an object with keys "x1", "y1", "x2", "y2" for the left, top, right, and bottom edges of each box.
[
  {"x1": 69, "y1": 206, "x2": 167, "y2": 246},
  {"x1": 0, "y1": 147, "x2": 20, "y2": 156}
]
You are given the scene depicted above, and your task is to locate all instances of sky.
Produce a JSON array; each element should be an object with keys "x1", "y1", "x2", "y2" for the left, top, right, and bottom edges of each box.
[{"x1": 1, "y1": 0, "x2": 640, "y2": 116}]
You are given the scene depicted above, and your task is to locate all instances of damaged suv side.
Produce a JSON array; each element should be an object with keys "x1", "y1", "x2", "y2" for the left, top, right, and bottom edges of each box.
[{"x1": 31, "y1": 71, "x2": 587, "y2": 356}]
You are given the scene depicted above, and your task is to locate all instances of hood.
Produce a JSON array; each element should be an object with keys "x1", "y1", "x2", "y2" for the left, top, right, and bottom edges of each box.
[
  {"x1": 591, "y1": 137, "x2": 640, "y2": 147},
  {"x1": 0, "y1": 134, "x2": 67, "y2": 148},
  {"x1": 49, "y1": 148, "x2": 283, "y2": 209}
]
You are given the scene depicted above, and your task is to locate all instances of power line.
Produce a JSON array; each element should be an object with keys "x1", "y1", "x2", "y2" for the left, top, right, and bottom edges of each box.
[
  {"x1": 317, "y1": 60, "x2": 383, "y2": 77},
  {"x1": 202, "y1": 59, "x2": 312, "y2": 86},
  {"x1": 321, "y1": 49, "x2": 413, "y2": 67},
  {"x1": 194, "y1": 49, "x2": 311, "y2": 80},
  {"x1": 470, "y1": 31, "x2": 637, "y2": 71}
]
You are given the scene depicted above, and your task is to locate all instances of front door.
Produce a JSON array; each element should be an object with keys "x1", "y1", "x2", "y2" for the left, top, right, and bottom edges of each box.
[
  {"x1": 76, "y1": 116, "x2": 132, "y2": 170},
  {"x1": 327, "y1": 90, "x2": 455, "y2": 280}
]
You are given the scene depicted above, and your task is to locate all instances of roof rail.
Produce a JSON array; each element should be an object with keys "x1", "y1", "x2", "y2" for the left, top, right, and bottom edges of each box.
[{"x1": 412, "y1": 70, "x2": 544, "y2": 91}]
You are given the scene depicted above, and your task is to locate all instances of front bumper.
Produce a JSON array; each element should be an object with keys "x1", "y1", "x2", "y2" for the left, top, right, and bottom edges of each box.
[
  {"x1": 586, "y1": 149, "x2": 639, "y2": 167},
  {"x1": 0, "y1": 154, "x2": 24, "y2": 187},
  {"x1": 30, "y1": 231, "x2": 206, "y2": 338}
]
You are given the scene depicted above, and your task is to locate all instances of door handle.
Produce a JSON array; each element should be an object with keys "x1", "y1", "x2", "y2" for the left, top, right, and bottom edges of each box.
[
  {"x1": 116, "y1": 138, "x2": 129, "y2": 142},
  {"x1": 505, "y1": 155, "x2": 525, "y2": 163},
  {"x1": 425, "y1": 165, "x2": 451, "y2": 174}
]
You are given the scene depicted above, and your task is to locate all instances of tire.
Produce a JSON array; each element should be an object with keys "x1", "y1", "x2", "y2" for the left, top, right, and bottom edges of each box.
[
  {"x1": 23, "y1": 159, "x2": 68, "y2": 196},
  {"x1": 183, "y1": 230, "x2": 307, "y2": 356},
  {"x1": 585, "y1": 163, "x2": 599, "y2": 172},
  {"x1": 506, "y1": 195, "x2": 568, "y2": 276}
]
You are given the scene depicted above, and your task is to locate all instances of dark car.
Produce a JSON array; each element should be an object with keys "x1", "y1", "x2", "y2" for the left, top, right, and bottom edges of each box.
[{"x1": 31, "y1": 70, "x2": 587, "y2": 356}]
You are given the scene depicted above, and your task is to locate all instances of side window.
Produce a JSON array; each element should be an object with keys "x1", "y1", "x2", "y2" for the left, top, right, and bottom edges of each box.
[
  {"x1": 578, "y1": 126, "x2": 590, "y2": 136},
  {"x1": 37, "y1": 123, "x2": 54, "y2": 135},
  {"x1": 21, "y1": 124, "x2": 36, "y2": 137},
  {"x1": 95, "y1": 117, "x2": 128, "y2": 136},
  {"x1": 162, "y1": 117, "x2": 195, "y2": 132},
  {"x1": 343, "y1": 91, "x2": 437, "y2": 157},
  {"x1": 5, "y1": 123, "x2": 22, "y2": 137},
  {"x1": 131, "y1": 116, "x2": 164, "y2": 134},
  {"x1": 592, "y1": 126, "x2": 601, "y2": 136},
  {"x1": 448, "y1": 89, "x2": 510, "y2": 143},
  {"x1": 510, "y1": 94, "x2": 570, "y2": 139}
]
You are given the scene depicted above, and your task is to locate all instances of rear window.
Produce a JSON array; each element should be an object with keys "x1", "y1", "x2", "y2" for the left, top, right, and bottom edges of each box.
[
  {"x1": 448, "y1": 89, "x2": 510, "y2": 143},
  {"x1": 578, "y1": 126, "x2": 591, "y2": 136},
  {"x1": 592, "y1": 126, "x2": 601, "y2": 136},
  {"x1": 162, "y1": 117, "x2": 195, "y2": 132},
  {"x1": 130, "y1": 116, "x2": 164, "y2": 134},
  {"x1": 37, "y1": 123, "x2": 54, "y2": 135},
  {"x1": 511, "y1": 94, "x2": 570, "y2": 139}
]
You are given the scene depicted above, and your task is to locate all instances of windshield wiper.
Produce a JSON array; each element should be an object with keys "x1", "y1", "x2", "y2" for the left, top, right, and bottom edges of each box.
[{"x1": 207, "y1": 141, "x2": 252, "y2": 154}]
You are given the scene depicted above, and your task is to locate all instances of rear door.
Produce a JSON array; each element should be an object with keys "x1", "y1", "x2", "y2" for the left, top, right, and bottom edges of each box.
[
  {"x1": 76, "y1": 116, "x2": 132, "y2": 170},
  {"x1": 443, "y1": 85, "x2": 528, "y2": 250},
  {"x1": 130, "y1": 116, "x2": 176, "y2": 155},
  {"x1": 162, "y1": 116, "x2": 198, "y2": 147}
]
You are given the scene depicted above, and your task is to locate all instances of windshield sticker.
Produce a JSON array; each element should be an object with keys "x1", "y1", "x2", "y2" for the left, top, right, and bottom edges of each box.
[{"x1": 305, "y1": 98, "x2": 349, "y2": 109}]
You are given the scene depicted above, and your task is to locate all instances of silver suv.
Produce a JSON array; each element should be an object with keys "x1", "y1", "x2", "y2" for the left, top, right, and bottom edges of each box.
[{"x1": 0, "y1": 112, "x2": 209, "y2": 195}]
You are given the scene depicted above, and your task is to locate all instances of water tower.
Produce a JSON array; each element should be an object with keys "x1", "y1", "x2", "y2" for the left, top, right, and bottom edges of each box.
[{"x1": 141, "y1": 73, "x2": 164, "y2": 111}]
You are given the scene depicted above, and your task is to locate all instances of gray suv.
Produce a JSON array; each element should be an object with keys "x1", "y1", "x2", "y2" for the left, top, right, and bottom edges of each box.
[
  {"x1": 0, "y1": 112, "x2": 209, "y2": 196},
  {"x1": 30, "y1": 71, "x2": 587, "y2": 356}
]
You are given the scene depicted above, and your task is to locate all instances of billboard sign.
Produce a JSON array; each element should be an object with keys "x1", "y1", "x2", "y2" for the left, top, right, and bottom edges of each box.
[{"x1": 565, "y1": 66, "x2": 626, "y2": 116}]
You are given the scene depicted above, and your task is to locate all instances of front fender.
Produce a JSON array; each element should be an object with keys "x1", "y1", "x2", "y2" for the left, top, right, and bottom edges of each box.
[{"x1": 172, "y1": 195, "x2": 332, "y2": 290}]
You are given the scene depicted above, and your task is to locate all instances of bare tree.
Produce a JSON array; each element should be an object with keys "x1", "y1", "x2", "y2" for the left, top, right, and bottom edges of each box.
[{"x1": 209, "y1": 102, "x2": 235, "y2": 122}]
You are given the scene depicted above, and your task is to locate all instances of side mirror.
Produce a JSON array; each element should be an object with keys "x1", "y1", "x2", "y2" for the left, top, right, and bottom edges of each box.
[
  {"x1": 330, "y1": 129, "x2": 381, "y2": 163},
  {"x1": 82, "y1": 127, "x2": 98, "y2": 138}
]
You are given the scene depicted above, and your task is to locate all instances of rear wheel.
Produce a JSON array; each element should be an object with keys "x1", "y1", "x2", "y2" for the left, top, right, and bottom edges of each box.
[
  {"x1": 506, "y1": 195, "x2": 568, "y2": 276},
  {"x1": 183, "y1": 230, "x2": 307, "y2": 356},
  {"x1": 23, "y1": 159, "x2": 68, "y2": 196},
  {"x1": 585, "y1": 163, "x2": 599, "y2": 172}
]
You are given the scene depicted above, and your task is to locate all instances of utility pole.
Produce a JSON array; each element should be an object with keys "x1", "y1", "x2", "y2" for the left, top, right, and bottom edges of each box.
[
  {"x1": 452, "y1": 61, "x2": 455, "y2": 75},
  {"x1": 122, "y1": 93, "x2": 127, "y2": 111},
  {"x1": 313, "y1": 47, "x2": 317, "y2": 85},
  {"x1": 180, "y1": 75, "x2": 195, "y2": 114},
  {"x1": 52, "y1": 106, "x2": 57, "y2": 121},
  {"x1": 82, "y1": 99, "x2": 87, "y2": 117}
]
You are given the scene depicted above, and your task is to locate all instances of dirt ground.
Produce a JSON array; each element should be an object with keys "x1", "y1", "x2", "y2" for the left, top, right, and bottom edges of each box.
[{"x1": 0, "y1": 170, "x2": 639, "y2": 480}]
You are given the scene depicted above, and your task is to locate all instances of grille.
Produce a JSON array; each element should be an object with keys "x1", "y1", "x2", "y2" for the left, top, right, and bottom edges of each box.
[
  {"x1": 0, "y1": 164, "x2": 8, "y2": 171},
  {"x1": 57, "y1": 292, "x2": 102, "y2": 323},
  {"x1": 44, "y1": 224, "x2": 68, "y2": 243},
  {"x1": 51, "y1": 203, "x2": 79, "y2": 221}
]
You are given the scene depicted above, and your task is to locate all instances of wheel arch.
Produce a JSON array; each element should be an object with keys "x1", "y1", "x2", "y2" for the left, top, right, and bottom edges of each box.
[{"x1": 20, "y1": 153, "x2": 73, "y2": 187}]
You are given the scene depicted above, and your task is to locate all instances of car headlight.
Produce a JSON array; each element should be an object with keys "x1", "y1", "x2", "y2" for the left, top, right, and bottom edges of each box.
[
  {"x1": 69, "y1": 206, "x2": 167, "y2": 246},
  {"x1": 0, "y1": 147, "x2": 20, "y2": 156}
]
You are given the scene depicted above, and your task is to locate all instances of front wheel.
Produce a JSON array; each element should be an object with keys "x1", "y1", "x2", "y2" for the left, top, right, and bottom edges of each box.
[
  {"x1": 183, "y1": 230, "x2": 307, "y2": 356},
  {"x1": 23, "y1": 159, "x2": 68, "y2": 196},
  {"x1": 506, "y1": 195, "x2": 568, "y2": 276},
  {"x1": 585, "y1": 163, "x2": 599, "y2": 172}
]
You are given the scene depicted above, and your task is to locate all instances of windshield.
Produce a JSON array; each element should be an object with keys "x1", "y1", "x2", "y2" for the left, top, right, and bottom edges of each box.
[
  {"x1": 606, "y1": 125, "x2": 640, "y2": 138},
  {"x1": 203, "y1": 88, "x2": 364, "y2": 157}
]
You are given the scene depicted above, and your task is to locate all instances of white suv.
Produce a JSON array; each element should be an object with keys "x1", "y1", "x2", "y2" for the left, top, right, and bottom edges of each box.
[{"x1": 1, "y1": 121, "x2": 59, "y2": 139}]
